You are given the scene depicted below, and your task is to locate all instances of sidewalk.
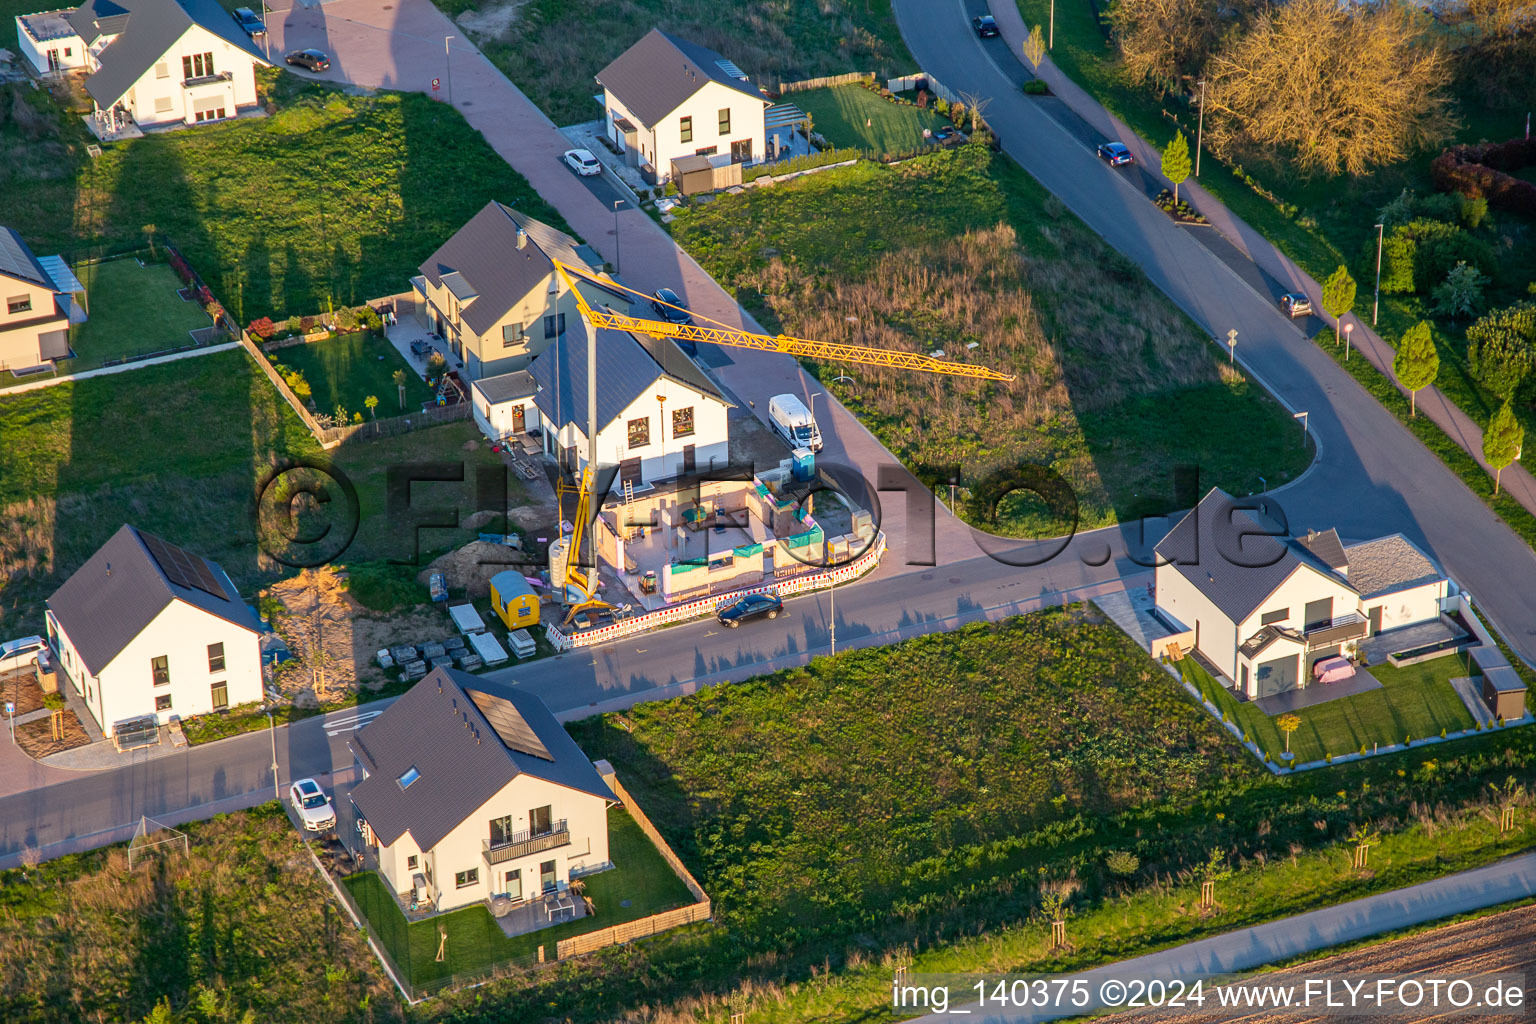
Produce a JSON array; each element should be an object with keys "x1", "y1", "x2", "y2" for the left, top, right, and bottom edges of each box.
[
  {"x1": 0, "y1": 342, "x2": 243, "y2": 396},
  {"x1": 986, "y1": 0, "x2": 1536, "y2": 521}
]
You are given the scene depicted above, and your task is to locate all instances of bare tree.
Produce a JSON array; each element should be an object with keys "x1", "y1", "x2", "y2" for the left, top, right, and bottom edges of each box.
[
  {"x1": 1204, "y1": 0, "x2": 1459, "y2": 176},
  {"x1": 1107, "y1": 0, "x2": 1222, "y2": 93},
  {"x1": 958, "y1": 91, "x2": 992, "y2": 135}
]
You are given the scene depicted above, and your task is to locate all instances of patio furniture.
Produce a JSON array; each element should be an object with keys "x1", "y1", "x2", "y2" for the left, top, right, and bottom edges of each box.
[{"x1": 1313, "y1": 656, "x2": 1356, "y2": 685}]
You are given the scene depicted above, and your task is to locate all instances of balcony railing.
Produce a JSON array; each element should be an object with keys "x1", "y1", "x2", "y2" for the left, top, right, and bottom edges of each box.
[
  {"x1": 1304, "y1": 611, "x2": 1369, "y2": 647},
  {"x1": 482, "y1": 821, "x2": 570, "y2": 865},
  {"x1": 182, "y1": 71, "x2": 233, "y2": 88}
]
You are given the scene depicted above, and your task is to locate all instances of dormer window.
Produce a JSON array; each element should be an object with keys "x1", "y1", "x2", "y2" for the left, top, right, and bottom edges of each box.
[{"x1": 398, "y1": 766, "x2": 421, "y2": 790}]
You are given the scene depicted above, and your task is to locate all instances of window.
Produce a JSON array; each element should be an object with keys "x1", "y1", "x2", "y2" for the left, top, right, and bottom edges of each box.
[
  {"x1": 489, "y1": 814, "x2": 515, "y2": 846},
  {"x1": 1260, "y1": 608, "x2": 1289, "y2": 626},
  {"x1": 455, "y1": 868, "x2": 479, "y2": 889},
  {"x1": 407, "y1": 854, "x2": 418, "y2": 870},
  {"x1": 155, "y1": 694, "x2": 173, "y2": 712},
  {"x1": 540, "y1": 859, "x2": 557, "y2": 892},
  {"x1": 679, "y1": 115, "x2": 692, "y2": 143},
  {"x1": 1303, "y1": 598, "x2": 1334, "y2": 631},
  {"x1": 731, "y1": 138, "x2": 754, "y2": 163},
  {"x1": 6, "y1": 295, "x2": 31, "y2": 315},
  {"x1": 183, "y1": 52, "x2": 214, "y2": 79},
  {"x1": 543, "y1": 313, "x2": 565, "y2": 339},
  {"x1": 154, "y1": 96, "x2": 172, "y2": 113},
  {"x1": 155, "y1": 61, "x2": 169, "y2": 78},
  {"x1": 151, "y1": 655, "x2": 170, "y2": 687},
  {"x1": 397, "y1": 765, "x2": 421, "y2": 790},
  {"x1": 718, "y1": 107, "x2": 730, "y2": 135},
  {"x1": 502, "y1": 322, "x2": 525, "y2": 348},
  {"x1": 210, "y1": 681, "x2": 228, "y2": 711},
  {"x1": 182, "y1": 55, "x2": 192, "y2": 79},
  {"x1": 64, "y1": 47, "x2": 71, "y2": 56},
  {"x1": 529, "y1": 805, "x2": 552, "y2": 836},
  {"x1": 207, "y1": 642, "x2": 225, "y2": 673},
  {"x1": 672, "y1": 406, "x2": 695, "y2": 438},
  {"x1": 504, "y1": 868, "x2": 522, "y2": 901},
  {"x1": 694, "y1": 145, "x2": 717, "y2": 157},
  {"x1": 627, "y1": 416, "x2": 650, "y2": 448}
]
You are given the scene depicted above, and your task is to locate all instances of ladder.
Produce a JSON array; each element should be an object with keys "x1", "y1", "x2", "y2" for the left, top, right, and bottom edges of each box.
[{"x1": 622, "y1": 478, "x2": 634, "y2": 506}]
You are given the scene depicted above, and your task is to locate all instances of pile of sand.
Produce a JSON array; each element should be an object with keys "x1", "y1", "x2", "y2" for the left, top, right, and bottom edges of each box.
[{"x1": 417, "y1": 540, "x2": 531, "y2": 600}]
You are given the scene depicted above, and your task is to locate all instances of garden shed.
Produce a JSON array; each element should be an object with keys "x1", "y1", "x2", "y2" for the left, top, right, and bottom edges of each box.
[{"x1": 1482, "y1": 666, "x2": 1527, "y2": 721}]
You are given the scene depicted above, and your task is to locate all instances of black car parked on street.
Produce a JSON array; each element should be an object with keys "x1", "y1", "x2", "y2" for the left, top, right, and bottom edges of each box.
[{"x1": 717, "y1": 593, "x2": 783, "y2": 627}]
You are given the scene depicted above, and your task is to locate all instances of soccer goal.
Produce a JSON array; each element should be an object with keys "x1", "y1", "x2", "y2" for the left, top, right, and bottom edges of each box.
[{"x1": 127, "y1": 815, "x2": 189, "y2": 868}]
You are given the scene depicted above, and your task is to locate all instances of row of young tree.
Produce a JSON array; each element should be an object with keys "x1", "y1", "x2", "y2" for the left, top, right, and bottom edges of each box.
[{"x1": 1108, "y1": 0, "x2": 1529, "y2": 176}]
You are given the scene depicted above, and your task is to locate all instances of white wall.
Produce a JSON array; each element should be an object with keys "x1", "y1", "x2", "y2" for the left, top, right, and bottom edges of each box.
[
  {"x1": 472, "y1": 388, "x2": 540, "y2": 440},
  {"x1": 379, "y1": 773, "x2": 611, "y2": 913},
  {"x1": 1234, "y1": 565, "x2": 1358, "y2": 643},
  {"x1": 608, "y1": 80, "x2": 766, "y2": 182},
  {"x1": 113, "y1": 24, "x2": 262, "y2": 125},
  {"x1": 1363, "y1": 580, "x2": 1448, "y2": 633},
  {"x1": 603, "y1": 90, "x2": 657, "y2": 169},
  {"x1": 58, "y1": 601, "x2": 262, "y2": 736},
  {"x1": 15, "y1": 17, "x2": 90, "y2": 74},
  {"x1": 544, "y1": 377, "x2": 729, "y2": 485},
  {"x1": 1154, "y1": 563, "x2": 1242, "y2": 680}
]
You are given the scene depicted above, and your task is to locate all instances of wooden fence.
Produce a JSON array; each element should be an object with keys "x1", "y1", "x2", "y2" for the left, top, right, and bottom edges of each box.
[
  {"x1": 239, "y1": 332, "x2": 337, "y2": 446},
  {"x1": 775, "y1": 71, "x2": 873, "y2": 94},
  {"x1": 555, "y1": 775, "x2": 711, "y2": 959},
  {"x1": 316, "y1": 402, "x2": 468, "y2": 445},
  {"x1": 888, "y1": 71, "x2": 961, "y2": 105}
]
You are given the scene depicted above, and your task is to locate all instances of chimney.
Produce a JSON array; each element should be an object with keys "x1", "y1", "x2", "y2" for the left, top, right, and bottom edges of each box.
[{"x1": 516, "y1": 227, "x2": 527, "y2": 250}]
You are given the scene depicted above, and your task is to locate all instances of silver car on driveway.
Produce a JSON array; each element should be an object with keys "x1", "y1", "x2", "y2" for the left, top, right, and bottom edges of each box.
[{"x1": 289, "y1": 778, "x2": 337, "y2": 831}]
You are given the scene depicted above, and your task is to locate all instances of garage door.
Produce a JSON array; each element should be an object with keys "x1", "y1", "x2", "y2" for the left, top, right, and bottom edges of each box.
[{"x1": 1255, "y1": 654, "x2": 1299, "y2": 698}]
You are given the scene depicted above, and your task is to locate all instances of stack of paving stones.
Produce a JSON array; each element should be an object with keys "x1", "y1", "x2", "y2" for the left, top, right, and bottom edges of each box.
[
  {"x1": 421, "y1": 641, "x2": 446, "y2": 660},
  {"x1": 456, "y1": 654, "x2": 484, "y2": 672}
]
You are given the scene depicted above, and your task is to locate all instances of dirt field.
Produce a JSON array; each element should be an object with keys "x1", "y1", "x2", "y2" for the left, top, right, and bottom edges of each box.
[
  {"x1": 0, "y1": 668, "x2": 45, "y2": 716},
  {"x1": 1120, "y1": 902, "x2": 1536, "y2": 1023},
  {"x1": 16, "y1": 710, "x2": 88, "y2": 759}
]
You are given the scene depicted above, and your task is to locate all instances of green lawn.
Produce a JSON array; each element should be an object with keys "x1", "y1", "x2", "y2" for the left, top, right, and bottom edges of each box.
[
  {"x1": 269, "y1": 333, "x2": 434, "y2": 421},
  {"x1": 344, "y1": 807, "x2": 694, "y2": 991},
  {"x1": 60, "y1": 258, "x2": 212, "y2": 373},
  {"x1": 791, "y1": 84, "x2": 947, "y2": 155},
  {"x1": 1179, "y1": 653, "x2": 1479, "y2": 765},
  {"x1": 671, "y1": 144, "x2": 1311, "y2": 533},
  {"x1": 0, "y1": 73, "x2": 566, "y2": 324}
]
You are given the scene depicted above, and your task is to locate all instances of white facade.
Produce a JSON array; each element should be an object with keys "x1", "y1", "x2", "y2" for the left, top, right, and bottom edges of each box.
[
  {"x1": 605, "y1": 79, "x2": 767, "y2": 183},
  {"x1": 1361, "y1": 579, "x2": 1450, "y2": 634},
  {"x1": 376, "y1": 773, "x2": 611, "y2": 913},
  {"x1": 47, "y1": 599, "x2": 262, "y2": 736},
  {"x1": 539, "y1": 376, "x2": 731, "y2": 486},
  {"x1": 15, "y1": 11, "x2": 91, "y2": 73}
]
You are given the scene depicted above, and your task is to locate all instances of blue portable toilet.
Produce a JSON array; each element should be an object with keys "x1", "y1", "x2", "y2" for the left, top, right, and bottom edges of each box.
[{"x1": 791, "y1": 447, "x2": 815, "y2": 481}]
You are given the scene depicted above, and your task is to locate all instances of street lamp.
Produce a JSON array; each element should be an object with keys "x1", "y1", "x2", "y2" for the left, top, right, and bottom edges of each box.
[
  {"x1": 1343, "y1": 321, "x2": 1355, "y2": 362},
  {"x1": 1195, "y1": 79, "x2": 1206, "y2": 178},
  {"x1": 1049, "y1": 0, "x2": 1055, "y2": 50},
  {"x1": 1372, "y1": 223, "x2": 1384, "y2": 326},
  {"x1": 1294, "y1": 410, "x2": 1309, "y2": 443},
  {"x1": 612, "y1": 200, "x2": 624, "y2": 275},
  {"x1": 263, "y1": 703, "x2": 279, "y2": 801},
  {"x1": 444, "y1": 35, "x2": 455, "y2": 109}
]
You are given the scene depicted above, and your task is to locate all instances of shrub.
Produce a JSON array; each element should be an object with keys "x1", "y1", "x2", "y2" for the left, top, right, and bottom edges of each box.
[
  {"x1": 1458, "y1": 193, "x2": 1489, "y2": 229},
  {"x1": 1023, "y1": 79, "x2": 1049, "y2": 95},
  {"x1": 1432, "y1": 261, "x2": 1489, "y2": 320},
  {"x1": 300, "y1": 315, "x2": 316, "y2": 331},
  {"x1": 1379, "y1": 231, "x2": 1418, "y2": 294},
  {"x1": 950, "y1": 102, "x2": 966, "y2": 126},
  {"x1": 1431, "y1": 138, "x2": 1536, "y2": 215},
  {"x1": 247, "y1": 316, "x2": 277, "y2": 339},
  {"x1": 1105, "y1": 850, "x2": 1141, "y2": 877},
  {"x1": 935, "y1": 97, "x2": 949, "y2": 115},
  {"x1": 1467, "y1": 302, "x2": 1536, "y2": 400},
  {"x1": 42, "y1": 692, "x2": 66, "y2": 711},
  {"x1": 1417, "y1": 229, "x2": 1497, "y2": 293},
  {"x1": 358, "y1": 305, "x2": 383, "y2": 331},
  {"x1": 286, "y1": 315, "x2": 303, "y2": 334},
  {"x1": 332, "y1": 305, "x2": 359, "y2": 332}
]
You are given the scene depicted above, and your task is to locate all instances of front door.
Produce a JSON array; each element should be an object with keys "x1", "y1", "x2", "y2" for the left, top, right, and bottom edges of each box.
[
  {"x1": 512, "y1": 404, "x2": 526, "y2": 433},
  {"x1": 731, "y1": 138, "x2": 753, "y2": 163},
  {"x1": 46, "y1": 48, "x2": 60, "y2": 71},
  {"x1": 505, "y1": 868, "x2": 522, "y2": 901},
  {"x1": 540, "y1": 859, "x2": 557, "y2": 893},
  {"x1": 1367, "y1": 606, "x2": 1382, "y2": 636},
  {"x1": 682, "y1": 444, "x2": 696, "y2": 474}
]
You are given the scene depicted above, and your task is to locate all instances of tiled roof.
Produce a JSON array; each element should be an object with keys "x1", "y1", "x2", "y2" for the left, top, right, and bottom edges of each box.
[{"x1": 595, "y1": 28, "x2": 766, "y2": 129}]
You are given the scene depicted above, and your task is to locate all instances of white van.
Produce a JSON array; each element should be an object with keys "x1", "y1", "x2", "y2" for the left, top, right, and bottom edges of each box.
[{"x1": 768, "y1": 394, "x2": 822, "y2": 452}]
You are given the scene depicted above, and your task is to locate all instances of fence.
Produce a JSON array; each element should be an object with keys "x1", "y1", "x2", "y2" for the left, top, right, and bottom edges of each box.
[
  {"x1": 774, "y1": 71, "x2": 873, "y2": 95},
  {"x1": 556, "y1": 775, "x2": 711, "y2": 959},
  {"x1": 888, "y1": 71, "x2": 962, "y2": 106},
  {"x1": 239, "y1": 331, "x2": 334, "y2": 444},
  {"x1": 316, "y1": 402, "x2": 469, "y2": 445}
]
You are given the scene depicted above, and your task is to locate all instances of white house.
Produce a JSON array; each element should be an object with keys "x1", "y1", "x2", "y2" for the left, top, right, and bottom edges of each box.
[
  {"x1": 0, "y1": 225, "x2": 86, "y2": 372},
  {"x1": 413, "y1": 202, "x2": 632, "y2": 381},
  {"x1": 16, "y1": 0, "x2": 269, "y2": 131},
  {"x1": 1154, "y1": 488, "x2": 1450, "y2": 700},
  {"x1": 595, "y1": 28, "x2": 769, "y2": 184},
  {"x1": 45, "y1": 524, "x2": 264, "y2": 737},
  {"x1": 349, "y1": 667, "x2": 617, "y2": 915},
  {"x1": 472, "y1": 324, "x2": 732, "y2": 487}
]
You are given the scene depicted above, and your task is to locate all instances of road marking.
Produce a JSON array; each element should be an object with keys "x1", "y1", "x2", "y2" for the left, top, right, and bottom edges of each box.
[
  {"x1": 324, "y1": 709, "x2": 383, "y2": 736},
  {"x1": 634, "y1": 648, "x2": 647, "y2": 654}
]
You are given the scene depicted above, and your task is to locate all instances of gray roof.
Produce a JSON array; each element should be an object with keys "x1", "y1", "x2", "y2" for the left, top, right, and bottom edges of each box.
[
  {"x1": 595, "y1": 28, "x2": 767, "y2": 129},
  {"x1": 350, "y1": 668, "x2": 616, "y2": 851},
  {"x1": 1155, "y1": 488, "x2": 1344, "y2": 624},
  {"x1": 1343, "y1": 534, "x2": 1444, "y2": 599},
  {"x1": 0, "y1": 227, "x2": 52, "y2": 288},
  {"x1": 528, "y1": 325, "x2": 729, "y2": 434},
  {"x1": 1238, "y1": 623, "x2": 1304, "y2": 659},
  {"x1": 1484, "y1": 665, "x2": 1527, "y2": 694},
  {"x1": 47, "y1": 524, "x2": 261, "y2": 676},
  {"x1": 1298, "y1": 528, "x2": 1348, "y2": 571},
  {"x1": 68, "y1": 0, "x2": 269, "y2": 108},
  {"x1": 418, "y1": 202, "x2": 626, "y2": 339},
  {"x1": 473, "y1": 368, "x2": 538, "y2": 405}
]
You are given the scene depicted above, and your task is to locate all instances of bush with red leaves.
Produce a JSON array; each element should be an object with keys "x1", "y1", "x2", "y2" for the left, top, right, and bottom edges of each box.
[{"x1": 1431, "y1": 138, "x2": 1536, "y2": 215}]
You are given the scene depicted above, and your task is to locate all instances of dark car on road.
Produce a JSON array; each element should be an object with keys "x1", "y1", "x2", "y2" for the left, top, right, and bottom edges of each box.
[
  {"x1": 1280, "y1": 292, "x2": 1313, "y2": 318},
  {"x1": 232, "y1": 6, "x2": 265, "y2": 36},
  {"x1": 1096, "y1": 142, "x2": 1134, "y2": 166},
  {"x1": 933, "y1": 125, "x2": 967, "y2": 147},
  {"x1": 650, "y1": 288, "x2": 692, "y2": 325},
  {"x1": 717, "y1": 593, "x2": 783, "y2": 628},
  {"x1": 973, "y1": 14, "x2": 1000, "y2": 37},
  {"x1": 285, "y1": 49, "x2": 330, "y2": 72}
]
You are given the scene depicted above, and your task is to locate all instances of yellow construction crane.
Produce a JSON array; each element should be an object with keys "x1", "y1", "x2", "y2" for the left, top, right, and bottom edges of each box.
[{"x1": 545, "y1": 259, "x2": 1013, "y2": 627}]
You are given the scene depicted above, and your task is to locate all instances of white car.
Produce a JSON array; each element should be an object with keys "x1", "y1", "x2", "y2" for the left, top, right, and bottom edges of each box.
[
  {"x1": 289, "y1": 778, "x2": 337, "y2": 831},
  {"x1": 0, "y1": 636, "x2": 45, "y2": 674},
  {"x1": 563, "y1": 148, "x2": 602, "y2": 176}
]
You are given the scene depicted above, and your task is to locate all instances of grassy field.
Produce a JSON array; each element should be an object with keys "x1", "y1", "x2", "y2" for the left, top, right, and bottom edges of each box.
[
  {"x1": 344, "y1": 807, "x2": 694, "y2": 990},
  {"x1": 270, "y1": 332, "x2": 434, "y2": 420},
  {"x1": 0, "y1": 348, "x2": 524, "y2": 637},
  {"x1": 1017, "y1": 0, "x2": 1536, "y2": 541},
  {"x1": 792, "y1": 84, "x2": 947, "y2": 154},
  {"x1": 1181, "y1": 654, "x2": 1480, "y2": 764},
  {"x1": 0, "y1": 73, "x2": 565, "y2": 323},
  {"x1": 451, "y1": 0, "x2": 915, "y2": 127},
  {"x1": 49, "y1": 258, "x2": 212, "y2": 375},
  {"x1": 0, "y1": 804, "x2": 397, "y2": 1024},
  {"x1": 672, "y1": 143, "x2": 1312, "y2": 533}
]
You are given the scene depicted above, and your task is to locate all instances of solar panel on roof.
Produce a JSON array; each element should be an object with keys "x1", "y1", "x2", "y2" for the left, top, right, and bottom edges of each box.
[
  {"x1": 141, "y1": 532, "x2": 226, "y2": 599},
  {"x1": 466, "y1": 688, "x2": 554, "y2": 761}
]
